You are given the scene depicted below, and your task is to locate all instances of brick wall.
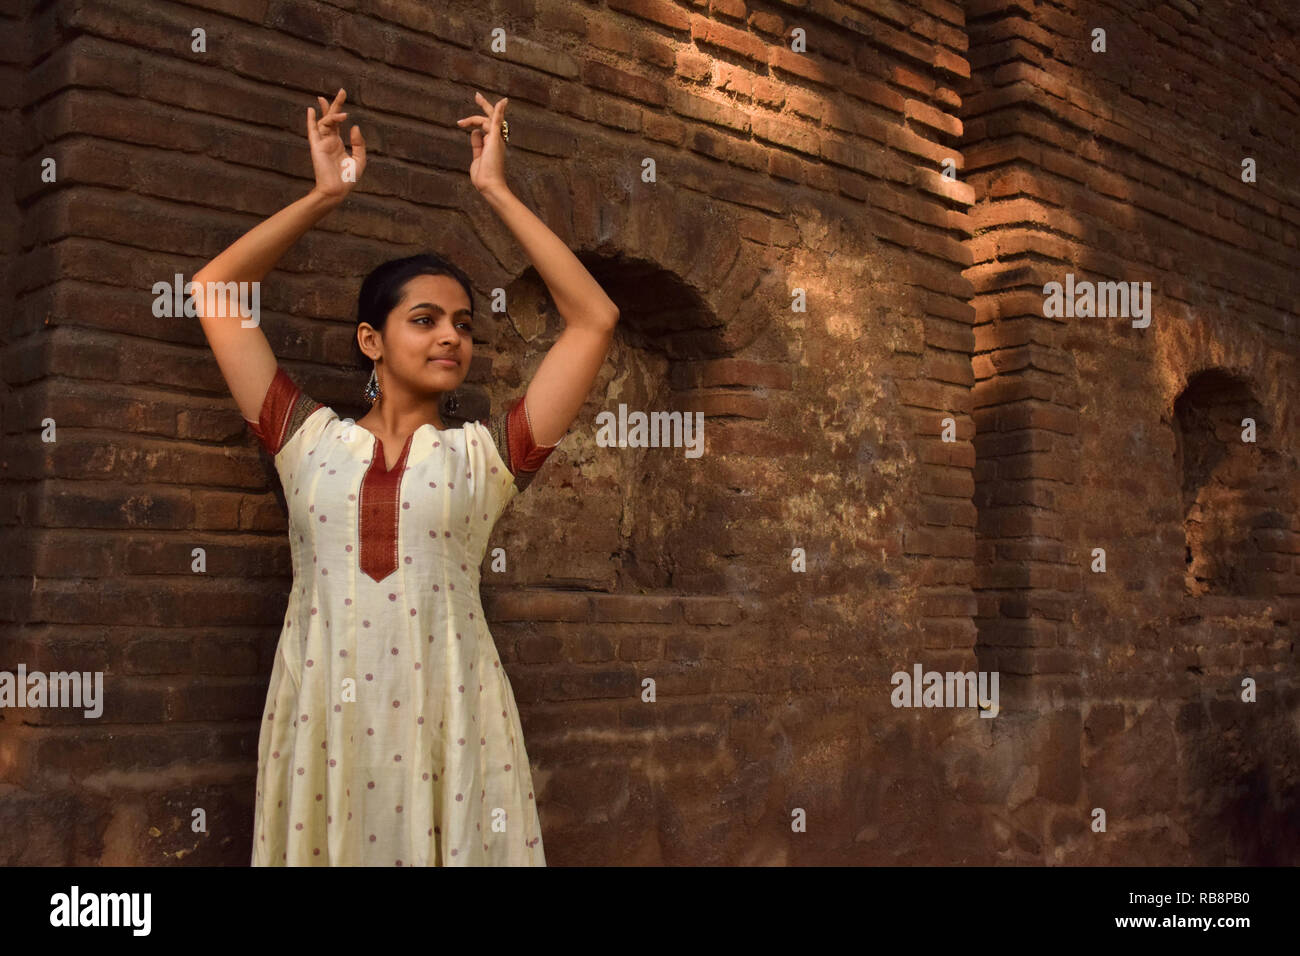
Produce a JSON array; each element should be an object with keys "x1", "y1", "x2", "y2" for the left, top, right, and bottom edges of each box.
[
  {"x1": 962, "y1": 0, "x2": 1300, "y2": 861},
  {"x1": 0, "y1": 0, "x2": 1294, "y2": 864}
]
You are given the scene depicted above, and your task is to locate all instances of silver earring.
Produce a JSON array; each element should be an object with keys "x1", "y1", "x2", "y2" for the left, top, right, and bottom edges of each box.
[{"x1": 363, "y1": 368, "x2": 380, "y2": 404}]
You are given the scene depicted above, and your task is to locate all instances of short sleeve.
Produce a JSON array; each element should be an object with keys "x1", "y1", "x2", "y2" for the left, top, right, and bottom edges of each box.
[
  {"x1": 243, "y1": 365, "x2": 325, "y2": 457},
  {"x1": 486, "y1": 393, "x2": 561, "y2": 493}
]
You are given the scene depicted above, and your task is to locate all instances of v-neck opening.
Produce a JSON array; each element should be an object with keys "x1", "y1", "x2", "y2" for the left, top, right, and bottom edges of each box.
[
  {"x1": 371, "y1": 432, "x2": 413, "y2": 474},
  {"x1": 354, "y1": 421, "x2": 452, "y2": 474}
]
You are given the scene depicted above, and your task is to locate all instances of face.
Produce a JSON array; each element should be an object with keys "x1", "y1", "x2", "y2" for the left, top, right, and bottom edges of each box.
[{"x1": 359, "y1": 274, "x2": 473, "y2": 398}]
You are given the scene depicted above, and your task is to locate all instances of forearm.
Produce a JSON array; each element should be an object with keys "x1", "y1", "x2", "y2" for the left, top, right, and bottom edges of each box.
[
  {"x1": 194, "y1": 188, "x2": 341, "y2": 286},
  {"x1": 481, "y1": 185, "x2": 618, "y2": 329}
]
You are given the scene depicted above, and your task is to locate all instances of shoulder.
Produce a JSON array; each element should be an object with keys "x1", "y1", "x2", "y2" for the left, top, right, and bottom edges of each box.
[
  {"x1": 245, "y1": 365, "x2": 335, "y2": 457},
  {"x1": 478, "y1": 394, "x2": 561, "y2": 493}
]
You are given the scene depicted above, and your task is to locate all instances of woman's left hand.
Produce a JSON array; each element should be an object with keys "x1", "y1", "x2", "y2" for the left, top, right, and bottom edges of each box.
[{"x1": 456, "y1": 91, "x2": 509, "y2": 195}]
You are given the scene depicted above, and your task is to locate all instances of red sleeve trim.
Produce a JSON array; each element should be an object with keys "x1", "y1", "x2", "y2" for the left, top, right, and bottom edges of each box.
[
  {"x1": 248, "y1": 366, "x2": 302, "y2": 456},
  {"x1": 506, "y1": 395, "x2": 559, "y2": 475}
]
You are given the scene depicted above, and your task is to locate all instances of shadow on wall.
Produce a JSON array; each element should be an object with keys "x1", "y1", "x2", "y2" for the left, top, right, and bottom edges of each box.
[{"x1": 1178, "y1": 696, "x2": 1300, "y2": 864}]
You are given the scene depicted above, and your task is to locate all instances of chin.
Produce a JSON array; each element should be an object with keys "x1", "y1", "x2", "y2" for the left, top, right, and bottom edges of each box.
[{"x1": 426, "y1": 367, "x2": 462, "y2": 385}]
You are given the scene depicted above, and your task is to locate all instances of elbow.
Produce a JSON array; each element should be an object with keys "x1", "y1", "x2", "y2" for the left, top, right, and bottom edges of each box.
[{"x1": 561, "y1": 307, "x2": 619, "y2": 332}]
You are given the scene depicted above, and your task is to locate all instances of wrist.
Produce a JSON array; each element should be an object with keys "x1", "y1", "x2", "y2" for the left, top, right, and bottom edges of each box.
[
  {"x1": 479, "y1": 182, "x2": 513, "y2": 206},
  {"x1": 307, "y1": 187, "x2": 346, "y2": 212}
]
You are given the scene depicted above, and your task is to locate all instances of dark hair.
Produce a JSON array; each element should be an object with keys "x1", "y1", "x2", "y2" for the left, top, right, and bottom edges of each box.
[{"x1": 352, "y1": 253, "x2": 475, "y2": 371}]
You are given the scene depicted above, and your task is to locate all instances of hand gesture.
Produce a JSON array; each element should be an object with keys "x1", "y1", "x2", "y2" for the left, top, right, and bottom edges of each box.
[
  {"x1": 455, "y1": 91, "x2": 509, "y2": 195},
  {"x1": 307, "y1": 88, "x2": 367, "y2": 201}
]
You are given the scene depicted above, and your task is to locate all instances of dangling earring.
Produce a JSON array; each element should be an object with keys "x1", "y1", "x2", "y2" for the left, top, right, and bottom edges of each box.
[
  {"x1": 445, "y1": 390, "x2": 460, "y2": 416},
  {"x1": 363, "y1": 368, "x2": 381, "y2": 404}
]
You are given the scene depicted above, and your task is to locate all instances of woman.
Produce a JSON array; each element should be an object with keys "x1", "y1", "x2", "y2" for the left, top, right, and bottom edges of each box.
[{"x1": 194, "y1": 88, "x2": 619, "y2": 865}]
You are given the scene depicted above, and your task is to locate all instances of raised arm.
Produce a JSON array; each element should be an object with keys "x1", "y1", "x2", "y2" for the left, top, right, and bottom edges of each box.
[
  {"x1": 195, "y1": 88, "x2": 367, "y2": 423},
  {"x1": 457, "y1": 92, "x2": 619, "y2": 447}
]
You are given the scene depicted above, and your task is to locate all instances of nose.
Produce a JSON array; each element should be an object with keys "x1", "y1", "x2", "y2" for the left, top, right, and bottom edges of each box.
[{"x1": 437, "y1": 321, "x2": 461, "y2": 347}]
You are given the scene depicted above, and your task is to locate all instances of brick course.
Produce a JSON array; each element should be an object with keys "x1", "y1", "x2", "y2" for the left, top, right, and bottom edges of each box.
[{"x1": 0, "y1": 0, "x2": 1295, "y2": 865}]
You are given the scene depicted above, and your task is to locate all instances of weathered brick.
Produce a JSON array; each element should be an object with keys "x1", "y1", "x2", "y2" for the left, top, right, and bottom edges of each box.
[
  {"x1": 608, "y1": 0, "x2": 692, "y2": 32},
  {"x1": 4, "y1": 0, "x2": 1295, "y2": 872},
  {"x1": 690, "y1": 14, "x2": 768, "y2": 64}
]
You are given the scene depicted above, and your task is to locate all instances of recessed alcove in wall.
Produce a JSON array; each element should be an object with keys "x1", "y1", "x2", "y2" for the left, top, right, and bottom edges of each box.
[
  {"x1": 499, "y1": 256, "x2": 737, "y2": 593},
  {"x1": 1172, "y1": 368, "x2": 1279, "y2": 598}
]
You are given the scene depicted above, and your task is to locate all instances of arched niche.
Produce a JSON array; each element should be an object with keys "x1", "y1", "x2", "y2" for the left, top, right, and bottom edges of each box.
[
  {"x1": 1172, "y1": 368, "x2": 1281, "y2": 598},
  {"x1": 488, "y1": 254, "x2": 735, "y2": 593}
]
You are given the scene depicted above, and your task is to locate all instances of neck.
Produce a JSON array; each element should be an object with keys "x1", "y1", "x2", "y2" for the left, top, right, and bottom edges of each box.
[{"x1": 361, "y1": 392, "x2": 448, "y2": 434}]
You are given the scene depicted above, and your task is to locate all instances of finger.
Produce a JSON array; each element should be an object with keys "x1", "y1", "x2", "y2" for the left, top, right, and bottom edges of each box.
[
  {"x1": 470, "y1": 127, "x2": 483, "y2": 157},
  {"x1": 317, "y1": 95, "x2": 330, "y2": 115},
  {"x1": 318, "y1": 117, "x2": 348, "y2": 140},
  {"x1": 463, "y1": 115, "x2": 495, "y2": 139},
  {"x1": 320, "y1": 112, "x2": 349, "y2": 127},
  {"x1": 307, "y1": 106, "x2": 319, "y2": 145},
  {"x1": 350, "y1": 125, "x2": 367, "y2": 169},
  {"x1": 329, "y1": 88, "x2": 346, "y2": 113}
]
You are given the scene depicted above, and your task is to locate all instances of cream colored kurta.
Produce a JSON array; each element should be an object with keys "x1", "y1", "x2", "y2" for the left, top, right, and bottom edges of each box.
[{"x1": 246, "y1": 365, "x2": 553, "y2": 866}]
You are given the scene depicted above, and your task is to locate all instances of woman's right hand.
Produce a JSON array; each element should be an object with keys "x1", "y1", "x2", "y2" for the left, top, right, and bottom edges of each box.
[{"x1": 308, "y1": 88, "x2": 367, "y2": 201}]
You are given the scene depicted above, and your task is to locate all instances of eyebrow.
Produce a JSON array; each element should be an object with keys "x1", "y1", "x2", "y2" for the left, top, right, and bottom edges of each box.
[{"x1": 408, "y1": 302, "x2": 472, "y2": 317}]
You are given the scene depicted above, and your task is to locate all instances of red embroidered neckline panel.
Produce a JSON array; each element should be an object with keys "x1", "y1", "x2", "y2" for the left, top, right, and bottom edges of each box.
[{"x1": 358, "y1": 432, "x2": 414, "y2": 583}]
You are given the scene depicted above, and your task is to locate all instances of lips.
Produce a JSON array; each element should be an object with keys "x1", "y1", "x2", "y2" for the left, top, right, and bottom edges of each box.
[{"x1": 429, "y1": 357, "x2": 459, "y2": 367}]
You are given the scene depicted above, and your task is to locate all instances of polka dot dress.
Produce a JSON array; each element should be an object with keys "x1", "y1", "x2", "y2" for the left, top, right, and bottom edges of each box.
[{"x1": 245, "y1": 367, "x2": 550, "y2": 866}]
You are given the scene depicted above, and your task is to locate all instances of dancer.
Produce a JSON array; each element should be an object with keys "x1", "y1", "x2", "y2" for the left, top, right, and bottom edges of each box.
[{"x1": 194, "y1": 88, "x2": 618, "y2": 864}]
